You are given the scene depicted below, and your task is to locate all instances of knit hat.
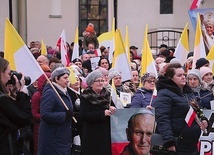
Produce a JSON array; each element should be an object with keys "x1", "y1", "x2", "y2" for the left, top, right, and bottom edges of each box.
[
  {"x1": 195, "y1": 58, "x2": 209, "y2": 69},
  {"x1": 96, "y1": 67, "x2": 108, "y2": 76},
  {"x1": 141, "y1": 72, "x2": 156, "y2": 84},
  {"x1": 86, "y1": 69, "x2": 102, "y2": 85},
  {"x1": 199, "y1": 67, "x2": 213, "y2": 78},
  {"x1": 51, "y1": 67, "x2": 70, "y2": 80},
  {"x1": 108, "y1": 68, "x2": 121, "y2": 80},
  {"x1": 85, "y1": 23, "x2": 95, "y2": 33},
  {"x1": 187, "y1": 69, "x2": 202, "y2": 83}
]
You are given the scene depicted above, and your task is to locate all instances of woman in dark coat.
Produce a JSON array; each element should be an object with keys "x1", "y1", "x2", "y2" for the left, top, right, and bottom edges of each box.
[
  {"x1": 31, "y1": 72, "x2": 51, "y2": 155},
  {"x1": 80, "y1": 69, "x2": 116, "y2": 155},
  {"x1": 130, "y1": 72, "x2": 156, "y2": 108},
  {"x1": 38, "y1": 67, "x2": 73, "y2": 155},
  {"x1": 0, "y1": 57, "x2": 32, "y2": 155},
  {"x1": 154, "y1": 63, "x2": 209, "y2": 155}
]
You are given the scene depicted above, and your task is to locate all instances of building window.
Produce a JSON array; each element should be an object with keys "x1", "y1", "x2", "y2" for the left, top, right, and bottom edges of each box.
[
  {"x1": 160, "y1": 0, "x2": 173, "y2": 14},
  {"x1": 79, "y1": 0, "x2": 108, "y2": 36}
]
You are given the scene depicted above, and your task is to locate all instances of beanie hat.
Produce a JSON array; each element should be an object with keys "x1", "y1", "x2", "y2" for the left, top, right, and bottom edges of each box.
[
  {"x1": 187, "y1": 69, "x2": 202, "y2": 83},
  {"x1": 86, "y1": 69, "x2": 102, "y2": 85},
  {"x1": 199, "y1": 67, "x2": 213, "y2": 78},
  {"x1": 51, "y1": 67, "x2": 70, "y2": 80},
  {"x1": 96, "y1": 67, "x2": 108, "y2": 76},
  {"x1": 85, "y1": 23, "x2": 95, "y2": 33},
  {"x1": 195, "y1": 58, "x2": 209, "y2": 69},
  {"x1": 141, "y1": 72, "x2": 156, "y2": 84},
  {"x1": 108, "y1": 68, "x2": 121, "y2": 80}
]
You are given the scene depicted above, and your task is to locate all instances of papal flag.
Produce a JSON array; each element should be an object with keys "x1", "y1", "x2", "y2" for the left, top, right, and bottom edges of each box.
[
  {"x1": 174, "y1": 23, "x2": 189, "y2": 65},
  {"x1": 4, "y1": 18, "x2": 44, "y2": 83},
  {"x1": 71, "y1": 27, "x2": 79, "y2": 61},
  {"x1": 112, "y1": 29, "x2": 132, "y2": 82},
  {"x1": 140, "y1": 25, "x2": 157, "y2": 79},
  {"x1": 111, "y1": 82, "x2": 124, "y2": 109},
  {"x1": 41, "y1": 39, "x2": 47, "y2": 55},
  {"x1": 98, "y1": 18, "x2": 115, "y2": 63},
  {"x1": 206, "y1": 45, "x2": 214, "y2": 73},
  {"x1": 124, "y1": 26, "x2": 130, "y2": 63},
  {"x1": 192, "y1": 14, "x2": 206, "y2": 69}
]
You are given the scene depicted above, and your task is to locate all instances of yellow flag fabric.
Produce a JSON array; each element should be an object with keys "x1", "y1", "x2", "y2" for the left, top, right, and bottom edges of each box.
[
  {"x1": 41, "y1": 39, "x2": 47, "y2": 55},
  {"x1": 66, "y1": 66, "x2": 77, "y2": 84},
  {"x1": 174, "y1": 23, "x2": 189, "y2": 65},
  {"x1": 98, "y1": 18, "x2": 115, "y2": 63},
  {"x1": 140, "y1": 25, "x2": 157, "y2": 78},
  {"x1": 112, "y1": 29, "x2": 132, "y2": 82},
  {"x1": 207, "y1": 45, "x2": 214, "y2": 73},
  {"x1": 192, "y1": 14, "x2": 206, "y2": 69},
  {"x1": 125, "y1": 26, "x2": 131, "y2": 63},
  {"x1": 4, "y1": 18, "x2": 44, "y2": 83},
  {"x1": 71, "y1": 27, "x2": 79, "y2": 61}
]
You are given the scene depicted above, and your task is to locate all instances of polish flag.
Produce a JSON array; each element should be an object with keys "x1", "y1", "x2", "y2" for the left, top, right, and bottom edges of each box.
[
  {"x1": 185, "y1": 106, "x2": 197, "y2": 127},
  {"x1": 190, "y1": 0, "x2": 202, "y2": 10}
]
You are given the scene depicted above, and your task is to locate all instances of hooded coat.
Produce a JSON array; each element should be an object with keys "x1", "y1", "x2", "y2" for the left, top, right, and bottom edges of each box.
[{"x1": 154, "y1": 77, "x2": 204, "y2": 155}]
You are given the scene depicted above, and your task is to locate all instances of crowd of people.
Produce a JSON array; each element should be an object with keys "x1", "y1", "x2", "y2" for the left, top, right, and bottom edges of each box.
[{"x1": 0, "y1": 22, "x2": 213, "y2": 155}]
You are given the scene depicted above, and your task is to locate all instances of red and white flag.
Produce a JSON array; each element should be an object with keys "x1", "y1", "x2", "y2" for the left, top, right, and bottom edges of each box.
[
  {"x1": 185, "y1": 106, "x2": 197, "y2": 127},
  {"x1": 190, "y1": 0, "x2": 202, "y2": 10}
]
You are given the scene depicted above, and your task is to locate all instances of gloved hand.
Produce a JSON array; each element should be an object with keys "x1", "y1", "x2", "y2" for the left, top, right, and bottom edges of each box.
[{"x1": 65, "y1": 109, "x2": 73, "y2": 119}]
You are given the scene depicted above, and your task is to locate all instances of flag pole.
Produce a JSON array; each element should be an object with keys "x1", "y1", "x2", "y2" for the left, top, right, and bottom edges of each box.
[{"x1": 43, "y1": 73, "x2": 77, "y2": 123}]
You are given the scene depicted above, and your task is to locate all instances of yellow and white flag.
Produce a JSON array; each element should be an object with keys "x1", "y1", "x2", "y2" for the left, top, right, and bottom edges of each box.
[
  {"x1": 41, "y1": 39, "x2": 47, "y2": 55},
  {"x1": 112, "y1": 29, "x2": 132, "y2": 82},
  {"x1": 4, "y1": 18, "x2": 44, "y2": 83},
  {"x1": 192, "y1": 14, "x2": 206, "y2": 69},
  {"x1": 98, "y1": 18, "x2": 115, "y2": 63},
  {"x1": 174, "y1": 23, "x2": 189, "y2": 65},
  {"x1": 124, "y1": 26, "x2": 131, "y2": 63},
  {"x1": 71, "y1": 27, "x2": 79, "y2": 61},
  {"x1": 140, "y1": 25, "x2": 157, "y2": 78},
  {"x1": 206, "y1": 45, "x2": 214, "y2": 73},
  {"x1": 111, "y1": 82, "x2": 124, "y2": 109}
]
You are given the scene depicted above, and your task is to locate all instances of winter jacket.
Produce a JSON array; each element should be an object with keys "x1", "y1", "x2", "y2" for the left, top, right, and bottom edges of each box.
[
  {"x1": 130, "y1": 88, "x2": 153, "y2": 108},
  {"x1": 154, "y1": 77, "x2": 205, "y2": 155},
  {"x1": 38, "y1": 84, "x2": 73, "y2": 155},
  {"x1": 0, "y1": 91, "x2": 32, "y2": 155},
  {"x1": 80, "y1": 87, "x2": 114, "y2": 155}
]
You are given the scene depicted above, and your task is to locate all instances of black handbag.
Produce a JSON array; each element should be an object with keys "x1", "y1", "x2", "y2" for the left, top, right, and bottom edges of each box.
[{"x1": 150, "y1": 133, "x2": 176, "y2": 155}]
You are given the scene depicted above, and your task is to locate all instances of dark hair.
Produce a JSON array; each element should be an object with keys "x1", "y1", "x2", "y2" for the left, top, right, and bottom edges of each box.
[
  {"x1": 0, "y1": 57, "x2": 9, "y2": 92},
  {"x1": 49, "y1": 57, "x2": 60, "y2": 66},
  {"x1": 98, "y1": 58, "x2": 110, "y2": 69},
  {"x1": 0, "y1": 57, "x2": 9, "y2": 73},
  {"x1": 165, "y1": 63, "x2": 182, "y2": 78}
]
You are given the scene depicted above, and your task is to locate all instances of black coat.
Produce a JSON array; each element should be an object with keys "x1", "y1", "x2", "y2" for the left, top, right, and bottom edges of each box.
[
  {"x1": 0, "y1": 92, "x2": 32, "y2": 155},
  {"x1": 80, "y1": 87, "x2": 113, "y2": 155},
  {"x1": 154, "y1": 78, "x2": 202, "y2": 155}
]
